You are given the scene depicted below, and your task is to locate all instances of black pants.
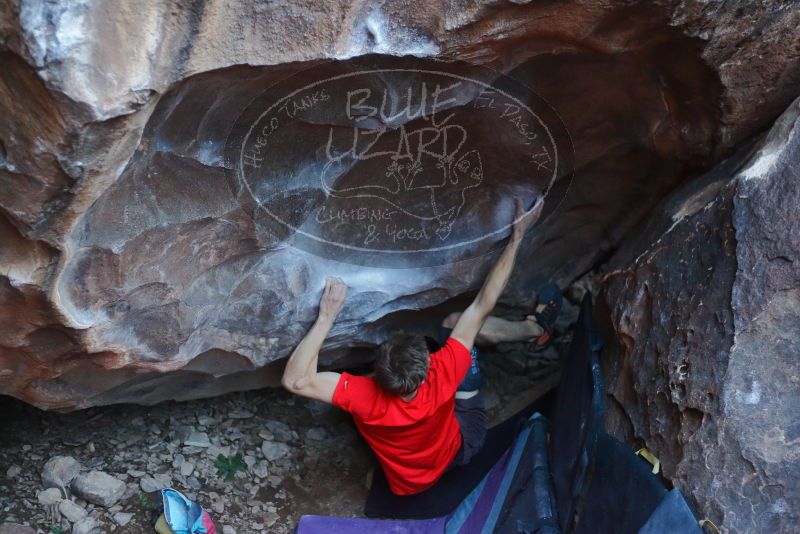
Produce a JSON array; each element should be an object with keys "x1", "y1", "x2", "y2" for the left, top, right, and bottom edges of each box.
[
  {"x1": 450, "y1": 391, "x2": 488, "y2": 467},
  {"x1": 436, "y1": 327, "x2": 488, "y2": 467}
]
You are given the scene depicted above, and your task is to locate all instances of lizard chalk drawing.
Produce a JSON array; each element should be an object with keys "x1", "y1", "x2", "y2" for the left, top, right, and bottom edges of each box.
[{"x1": 321, "y1": 118, "x2": 483, "y2": 240}]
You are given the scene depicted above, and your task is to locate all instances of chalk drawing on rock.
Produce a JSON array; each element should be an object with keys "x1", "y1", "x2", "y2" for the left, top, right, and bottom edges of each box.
[
  {"x1": 226, "y1": 58, "x2": 574, "y2": 267},
  {"x1": 320, "y1": 119, "x2": 483, "y2": 240}
]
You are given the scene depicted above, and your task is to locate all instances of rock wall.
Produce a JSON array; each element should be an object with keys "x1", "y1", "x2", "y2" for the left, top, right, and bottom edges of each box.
[
  {"x1": 600, "y1": 97, "x2": 800, "y2": 532},
  {"x1": 0, "y1": 1, "x2": 799, "y2": 409}
]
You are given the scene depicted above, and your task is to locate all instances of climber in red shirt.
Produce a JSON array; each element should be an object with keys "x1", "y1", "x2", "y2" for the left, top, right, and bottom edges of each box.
[{"x1": 281, "y1": 196, "x2": 562, "y2": 495}]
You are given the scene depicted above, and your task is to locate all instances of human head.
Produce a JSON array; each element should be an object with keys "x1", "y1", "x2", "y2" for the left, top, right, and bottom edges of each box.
[{"x1": 374, "y1": 332, "x2": 430, "y2": 396}]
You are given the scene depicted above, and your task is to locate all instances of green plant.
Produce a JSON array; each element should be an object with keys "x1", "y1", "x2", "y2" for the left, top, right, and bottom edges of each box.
[
  {"x1": 139, "y1": 492, "x2": 158, "y2": 510},
  {"x1": 214, "y1": 453, "x2": 247, "y2": 482},
  {"x1": 42, "y1": 524, "x2": 66, "y2": 534}
]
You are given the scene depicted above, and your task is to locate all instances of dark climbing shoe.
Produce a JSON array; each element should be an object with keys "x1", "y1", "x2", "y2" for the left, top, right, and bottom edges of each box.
[{"x1": 531, "y1": 282, "x2": 562, "y2": 351}]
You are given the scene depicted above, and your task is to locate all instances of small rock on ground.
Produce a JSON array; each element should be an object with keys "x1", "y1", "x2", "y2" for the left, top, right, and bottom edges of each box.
[
  {"x1": 264, "y1": 420, "x2": 294, "y2": 442},
  {"x1": 42, "y1": 455, "x2": 81, "y2": 489},
  {"x1": 71, "y1": 471, "x2": 126, "y2": 507},
  {"x1": 305, "y1": 427, "x2": 327, "y2": 441},
  {"x1": 208, "y1": 491, "x2": 225, "y2": 514},
  {"x1": 0, "y1": 524, "x2": 36, "y2": 534},
  {"x1": 112, "y1": 512, "x2": 134, "y2": 526},
  {"x1": 37, "y1": 487, "x2": 63, "y2": 506},
  {"x1": 180, "y1": 461, "x2": 195, "y2": 476},
  {"x1": 252, "y1": 460, "x2": 269, "y2": 479},
  {"x1": 73, "y1": 516, "x2": 100, "y2": 534},
  {"x1": 5, "y1": 465, "x2": 21, "y2": 479},
  {"x1": 140, "y1": 473, "x2": 171, "y2": 493},
  {"x1": 261, "y1": 441, "x2": 290, "y2": 461},
  {"x1": 58, "y1": 499, "x2": 88, "y2": 522},
  {"x1": 184, "y1": 431, "x2": 212, "y2": 447}
]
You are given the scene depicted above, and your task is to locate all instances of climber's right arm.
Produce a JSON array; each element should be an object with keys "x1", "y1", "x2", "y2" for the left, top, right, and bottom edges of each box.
[{"x1": 281, "y1": 277, "x2": 347, "y2": 404}]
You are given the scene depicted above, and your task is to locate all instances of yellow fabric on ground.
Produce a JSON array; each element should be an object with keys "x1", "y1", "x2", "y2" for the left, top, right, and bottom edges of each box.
[{"x1": 155, "y1": 514, "x2": 176, "y2": 534}]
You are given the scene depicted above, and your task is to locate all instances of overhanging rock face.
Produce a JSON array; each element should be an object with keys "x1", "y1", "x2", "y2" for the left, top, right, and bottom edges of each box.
[
  {"x1": 601, "y1": 98, "x2": 800, "y2": 533},
  {"x1": 0, "y1": 1, "x2": 798, "y2": 409}
]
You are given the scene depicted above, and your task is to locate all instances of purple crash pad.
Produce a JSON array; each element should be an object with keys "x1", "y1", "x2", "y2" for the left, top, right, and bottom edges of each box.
[{"x1": 296, "y1": 515, "x2": 447, "y2": 533}]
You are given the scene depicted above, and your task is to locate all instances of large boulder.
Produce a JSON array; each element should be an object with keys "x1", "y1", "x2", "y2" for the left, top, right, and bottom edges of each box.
[
  {"x1": 0, "y1": 1, "x2": 798, "y2": 408},
  {"x1": 600, "y1": 97, "x2": 800, "y2": 532}
]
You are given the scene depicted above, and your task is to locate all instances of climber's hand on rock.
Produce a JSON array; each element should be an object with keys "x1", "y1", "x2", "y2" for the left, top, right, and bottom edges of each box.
[
  {"x1": 511, "y1": 195, "x2": 544, "y2": 241},
  {"x1": 318, "y1": 277, "x2": 347, "y2": 324}
]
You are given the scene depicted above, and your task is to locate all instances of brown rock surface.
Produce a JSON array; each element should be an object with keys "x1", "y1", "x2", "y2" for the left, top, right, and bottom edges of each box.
[
  {"x1": 600, "y1": 97, "x2": 800, "y2": 532},
  {"x1": 0, "y1": 1, "x2": 798, "y2": 408}
]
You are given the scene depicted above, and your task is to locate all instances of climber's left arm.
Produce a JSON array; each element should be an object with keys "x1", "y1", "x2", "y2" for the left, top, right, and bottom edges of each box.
[
  {"x1": 281, "y1": 277, "x2": 347, "y2": 404},
  {"x1": 451, "y1": 196, "x2": 543, "y2": 351}
]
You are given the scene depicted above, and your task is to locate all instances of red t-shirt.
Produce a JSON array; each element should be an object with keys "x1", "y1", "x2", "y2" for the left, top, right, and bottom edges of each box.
[{"x1": 332, "y1": 337, "x2": 472, "y2": 495}]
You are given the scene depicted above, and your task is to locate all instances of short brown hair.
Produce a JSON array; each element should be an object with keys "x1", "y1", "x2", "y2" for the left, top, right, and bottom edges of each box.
[{"x1": 374, "y1": 332, "x2": 430, "y2": 395}]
